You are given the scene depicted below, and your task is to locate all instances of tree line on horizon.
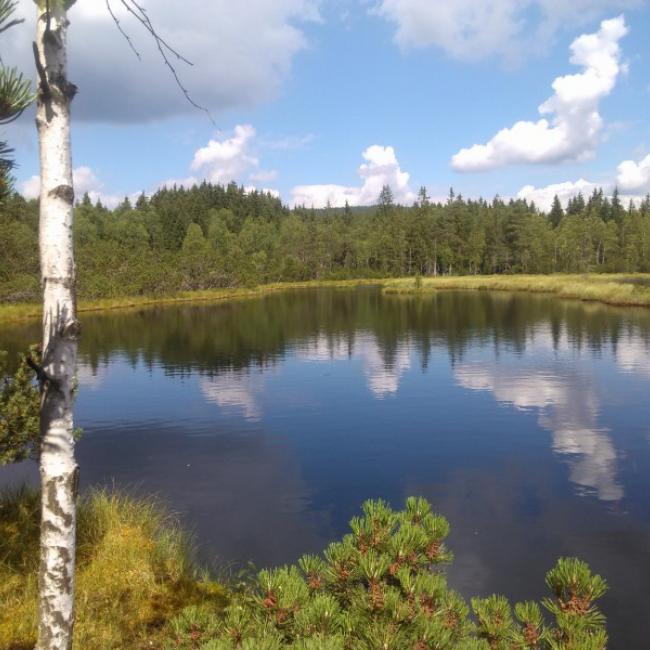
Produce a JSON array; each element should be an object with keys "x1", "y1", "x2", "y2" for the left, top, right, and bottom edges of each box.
[{"x1": 2, "y1": 181, "x2": 650, "y2": 302}]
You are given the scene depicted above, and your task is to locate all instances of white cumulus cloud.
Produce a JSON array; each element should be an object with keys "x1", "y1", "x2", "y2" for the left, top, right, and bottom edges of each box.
[
  {"x1": 160, "y1": 125, "x2": 280, "y2": 196},
  {"x1": 617, "y1": 153, "x2": 650, "y2": 193},
  {"x1": 191, "y1": 125, "x2": 260, "y2": 184},
  {"x1": 374, "y1": 0, "x2": 639, "y2": 61},
  {"x1": 517, "y1": 179, "x2": 599, "y2": 211},
  {"x1": 516, "y1": 148, "x2": 650, "y2": 211},
  {"x1": 5, "y1": 0, "x2": 320, "y2": 122},
  {"x1": 291, "y1": 145, "x2": 416, "y2": 208},
  {"x1": 452, "y1": 16, "x2": 629, "y2": 172}
]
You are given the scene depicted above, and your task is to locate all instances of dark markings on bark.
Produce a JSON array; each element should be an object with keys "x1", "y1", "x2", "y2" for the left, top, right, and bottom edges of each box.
[
  {"x1": 43, "y1": 276, "x2": 76, "y2": 291},
  {"x1": 49, "y1": 184, "x2": 74, "y2": 203},
  {"x1": 71, "y1": 466, "x2": 80, "y2": 500},
  {"x1": 27, "y1": 355, "x2": 58, "y2": 390},
  {"x1": 46, "y1": 479, "x2": 73, "y2": 529},
  {"x1": 32, "y1": 40, "x2": 50, "y2": 102},
  {"x1": 42, "y1": 519, "x2": 59, "y2": 535},
  {"x1": 51, "y1": 73, "x2": 77, "y2": 101},
  {"x1": 61, "y1": 319, "x2": 82, "y2": 341},
  {"x1": 38, "y1": 568, "x2": 74, "y2": 649}
]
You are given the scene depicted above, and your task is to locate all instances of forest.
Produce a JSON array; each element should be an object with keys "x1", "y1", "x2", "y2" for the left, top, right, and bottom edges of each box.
[{"x1": 2, "y1": 182, "x2": 650, "y2": 303}]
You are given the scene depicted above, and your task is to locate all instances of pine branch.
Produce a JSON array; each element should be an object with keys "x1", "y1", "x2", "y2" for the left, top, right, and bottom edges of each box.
[{"x1": 0, "y1": 16, "x2": 22, "y2": 33}]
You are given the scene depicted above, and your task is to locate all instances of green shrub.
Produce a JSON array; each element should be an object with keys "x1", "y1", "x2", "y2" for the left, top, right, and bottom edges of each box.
[
  {"x1": 0, "y1": 349, "x2": 40, "y2": 465},
  {"x1": 168, "y1": 497, "x2": 609, "y2": 649}
]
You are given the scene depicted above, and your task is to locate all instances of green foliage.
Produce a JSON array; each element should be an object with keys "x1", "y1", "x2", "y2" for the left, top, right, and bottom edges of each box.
[
  {"x1": 0, "y1": 488, "x2": 609, "y2": 649},
  {"x1": 167, "y1": 498, "x2": 609, "y2": 649},
  {"x1": 0, "y1": 66, "x2": 33, "y2": 120},
  {"x1": 0, "y1": 0, "x2": 34, "y2": 201},
  {"x1": 0, "y1": 349, "x2": 40, "y2": 464},
  {"x1": 2, "y1": 183, "x2": 650, "y2": 302}
]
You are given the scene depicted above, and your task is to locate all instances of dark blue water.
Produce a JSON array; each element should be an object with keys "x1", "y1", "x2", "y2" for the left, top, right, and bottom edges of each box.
[{"x1": 2, "y1": 288, "x2": 649, "y2": 647}]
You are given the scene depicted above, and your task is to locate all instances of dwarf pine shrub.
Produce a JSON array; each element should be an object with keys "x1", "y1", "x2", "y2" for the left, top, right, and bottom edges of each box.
[{"x1": 167, "y1": 497, "x2": 609, "y2": 649}]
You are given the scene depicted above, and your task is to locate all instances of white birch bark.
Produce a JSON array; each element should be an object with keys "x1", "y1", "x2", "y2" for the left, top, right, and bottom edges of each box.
[{"x1": 34, "y1": 2, "x2": 80, "y2": 648}]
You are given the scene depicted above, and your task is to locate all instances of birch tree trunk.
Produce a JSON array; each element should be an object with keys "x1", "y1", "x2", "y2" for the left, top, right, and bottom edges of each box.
[{"x1": 34, "y1": 2, "x2": 80, "y2": 648}]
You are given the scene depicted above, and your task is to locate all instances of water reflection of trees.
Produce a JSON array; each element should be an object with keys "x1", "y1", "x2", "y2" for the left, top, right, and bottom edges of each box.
[
  {"x1": 56, "y1": 288, "x2": 650, "y2": 376},
  {"x1": 3, "y1": 288, "x2": 650, "y2": 379}
]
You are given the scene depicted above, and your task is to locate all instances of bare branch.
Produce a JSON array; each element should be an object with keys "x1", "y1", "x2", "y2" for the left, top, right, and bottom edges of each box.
[
  {"x1": 105, "y1": 0, "x2": 141, "y2": 60},
  {"x1": 122, "y1": 0, "x2": 192, "y2": 65},
  {"x1": 106, "y1": 0, "x2": 215, "y2": 124}
]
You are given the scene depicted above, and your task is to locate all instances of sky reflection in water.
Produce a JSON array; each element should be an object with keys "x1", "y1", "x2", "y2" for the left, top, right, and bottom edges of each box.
[{"x1": 1, "y1": 288, "x2": 649, "y2": 647}]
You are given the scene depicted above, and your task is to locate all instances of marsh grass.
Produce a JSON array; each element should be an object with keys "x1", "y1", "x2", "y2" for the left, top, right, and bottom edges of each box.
[
  {"x1": 0, "y1": 488, "x2": 227, "y2": 650},
  {"x1": 383, "y1": 274, "x2": 650, "y2": 307},
  {"x1": 0, "y1": 280, "x2": 382, "y2": 325}
]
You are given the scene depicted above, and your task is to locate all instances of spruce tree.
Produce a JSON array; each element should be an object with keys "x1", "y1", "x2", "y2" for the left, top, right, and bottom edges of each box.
[{"x1": 549, "y1": 195, "x2": 564, "y2": 228}]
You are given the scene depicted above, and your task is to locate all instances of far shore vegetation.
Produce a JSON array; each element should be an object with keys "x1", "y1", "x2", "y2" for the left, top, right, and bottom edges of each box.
[{"x1": 3, "y1": 181, "x2": 650, "y2": 323}]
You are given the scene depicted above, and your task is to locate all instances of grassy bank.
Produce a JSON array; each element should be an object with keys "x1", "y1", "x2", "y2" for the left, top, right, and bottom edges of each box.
[
  {"x1": 0, "y1": 489, "x2": 227, "y2": 649},
  {"x1": 383, "y1": 273, "x2": 650, "y2": 307},
  {"x1": 2, "y1": 275, "x2": 650, "y2": 325},
  {"x1": 0, "y1": 279, "x2": 381, "y2": 324}
]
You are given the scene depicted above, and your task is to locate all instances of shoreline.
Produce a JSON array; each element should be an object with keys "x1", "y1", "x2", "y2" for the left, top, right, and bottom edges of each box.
[
  {"x1": 0, "y1": 280, "x2": 382, "y2": 324},
  {"x1": 2, "y1": 274, "x2": 650, "y2": 324},
  {"x1": 382, "y1": 274, "x2": 650, "y2": 308}
]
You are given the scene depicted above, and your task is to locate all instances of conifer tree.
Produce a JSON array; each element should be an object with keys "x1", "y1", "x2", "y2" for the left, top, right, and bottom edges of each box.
[
  {"x1": 549, "y1": 195, "x2": 564, "y2": 228},
  {"x1": 0, "y1": 0, "x2": 33, "y2": 201}
]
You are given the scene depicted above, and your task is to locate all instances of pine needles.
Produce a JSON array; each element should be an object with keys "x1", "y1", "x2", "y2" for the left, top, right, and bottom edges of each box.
[{"x1": 168, "y1": 497, "x2": 609, "y2": 649}]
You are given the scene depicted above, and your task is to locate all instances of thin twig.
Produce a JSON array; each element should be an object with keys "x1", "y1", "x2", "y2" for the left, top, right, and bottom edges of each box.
[
  {"x1": 111, "y1": 0, "x2": 215, "y2": 124},
  {"x1": 105, "y1": 0, "x2": 141, "y2": 60},
  {"x1": 126, "y1": 0, "x2": 192, "y2": 65}
]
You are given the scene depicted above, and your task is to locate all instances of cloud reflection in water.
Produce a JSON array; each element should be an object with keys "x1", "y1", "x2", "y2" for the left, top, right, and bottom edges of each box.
[{"x1": 455, "y1": 354, "x2": 623, "y2": 502}]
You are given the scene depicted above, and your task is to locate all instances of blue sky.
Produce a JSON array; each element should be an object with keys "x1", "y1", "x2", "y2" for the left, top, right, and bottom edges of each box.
[{"x1": 4, "y1": 0, "x2": 650, "y2": 210}]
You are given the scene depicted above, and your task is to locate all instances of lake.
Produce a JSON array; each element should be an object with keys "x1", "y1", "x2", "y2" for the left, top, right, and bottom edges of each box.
[{"x1": 2, "y1": 287, "x2": 650, "y2": 647}]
